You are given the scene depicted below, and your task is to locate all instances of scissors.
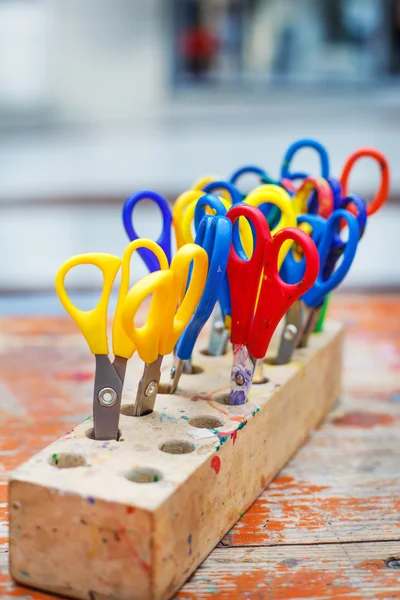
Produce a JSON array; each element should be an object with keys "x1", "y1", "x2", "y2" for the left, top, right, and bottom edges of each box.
[
  {"x1": 276, "y1": 210, "x2": 360, "y2": 365},
  {"x1": 340, "y1": 147, "x2": 390, "y2": 217},
  {"x1": 281, "y1": 138, "x2": 330, "y2": 183},
  {"x1": 169, "y1": 214, "x2": 232, "y2": 393},
  {"x1": 55, "y1": 240, "x2": 208, "y2": 438},
  {"x1": 172, "y1": 189, "x2": 207, "y2": 249},
  {"x1": 225, "y1": 203, "x2": 320, "y2": 405},
  {"x1": 123, "y1": 190, "x2": 173, "y2": 272}
]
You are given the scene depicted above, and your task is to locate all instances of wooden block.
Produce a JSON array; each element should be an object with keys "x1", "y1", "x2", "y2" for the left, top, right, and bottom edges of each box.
[{"x1": 9, "y1": 321, "x2": 344, "y2": 600}]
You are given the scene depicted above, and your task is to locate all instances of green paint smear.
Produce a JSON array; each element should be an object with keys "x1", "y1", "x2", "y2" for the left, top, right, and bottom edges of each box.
[
  {"x1": 314, "y1": 293, "x2": 331, "y2": 332},
  {"x1": 51, "y1": 453, "x2": 58, "y2": 465}
]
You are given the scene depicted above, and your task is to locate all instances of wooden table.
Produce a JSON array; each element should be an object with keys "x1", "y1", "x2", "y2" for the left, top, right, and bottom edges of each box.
[{"x1": 1, "y1": 294, "x2": 399, "y2": 599}]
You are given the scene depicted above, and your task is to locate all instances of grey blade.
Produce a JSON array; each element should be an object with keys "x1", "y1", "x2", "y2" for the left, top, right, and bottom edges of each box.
[
  {"x1": 229, "y1": 344, "x2": 256, "y2": 405},
  {"x1": 112, "y1": 354, "x2": 128, "y2": 385},
  {"x1": 93, "y1": 354, "x2": 123, "y2": 441},
  {"x1": 133, "y1": 355, "x2": 163, "y2": 416},
  {"x1": 169, "y1": 356, "x2": 184, "y2": 395},
  {"x1": 207, "y1": 306, "x2": 230, "y2": 356},
  {"x1": 182, "y1": 358, "x2": 194, "y2": 374},
  {"x1": 274, "y1": 301, "x2": 304, "y2": 365},
  {"x1": 252, "y1": 359, "x2": 266, "y2": 384},
  {"x1": 297, "y1": 307, "x2": 320, "y2": 348}
]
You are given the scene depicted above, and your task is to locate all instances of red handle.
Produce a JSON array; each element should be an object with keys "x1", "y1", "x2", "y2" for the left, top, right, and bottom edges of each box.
[
  {"x1": 295, "y1": 176, "x2": 334, "y2": 218},
  {"x1": 226, "y1": 204, "x2": 271, "y2": 345},
  {"x1": 340, "y1": 147, "x2": 390, "y2": 216},
  {"x1": 248, "y1": 227, "x2": 320, "y2": 359}
]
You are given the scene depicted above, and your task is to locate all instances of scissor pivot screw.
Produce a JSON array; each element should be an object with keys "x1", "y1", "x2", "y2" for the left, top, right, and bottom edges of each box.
[
  {"x1": 283, "y1": 324, "x2": 298, "y2": 341},
  {"x1": 98, "y1": 387, "x2": 118, "y2": 407},
  {"x1": 234, "y1": 373, "x2": 245, "y2": 386},
  {"x1": 145, "y1": 381, "x2": 158, "y2": 397},
  {"x1": 170, "y1": 366, "x2": 176, "y2": 379}
]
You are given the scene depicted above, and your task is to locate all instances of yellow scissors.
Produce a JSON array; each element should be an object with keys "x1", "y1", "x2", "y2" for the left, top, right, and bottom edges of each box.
[{"x1": 55, "y1": 240, "x2": 207, "y2": 440}]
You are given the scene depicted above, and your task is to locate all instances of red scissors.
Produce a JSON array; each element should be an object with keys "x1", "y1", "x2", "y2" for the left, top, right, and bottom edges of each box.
[
  {"x1": 340, "y1": 147, "x2": 390, "y2": 217},
  {"x1": 225, "y1": 204, "x2": 320, "y2": 405}
]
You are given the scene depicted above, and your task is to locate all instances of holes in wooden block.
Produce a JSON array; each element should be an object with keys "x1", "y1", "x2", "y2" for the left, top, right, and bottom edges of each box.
[
  {"x1": 159, "y1": 440, "x2": 195, "y2": 454},
  {"x1": 120, "y1": 404, "x2": 152, "y2": 417},
  {"x1": 49, "y1": 452, "x2": 86, "y2": 469},
  {"x1": 157, "y1": 383, "x2": 173, "y2": 394},
  {"x1": 85, "y1": 428, "x2": 122, "y2": 441},
  {"x1": 125, "y1": 467, "x2": 163, "y2": 484},
  {"x1": 189, "y1": 415, "x2": 224, "y2": 429}
]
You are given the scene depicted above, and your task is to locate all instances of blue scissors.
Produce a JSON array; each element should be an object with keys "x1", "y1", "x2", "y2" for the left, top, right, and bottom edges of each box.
[
  {"x1": 276, "y1": 209, "x2": 360, "y2": 364},
  {"x1": 123, "y1": 190, "x2": 173, "y2": 272},
  {"x1": 169, "y1": 214, "x2": 232, "y2": 392},
  {"x1": 323, "y1": 194, "x2": 367, "y2": 280},
  {"x1": 281, "y1": 138, "x2": 330, "y2": 182}
]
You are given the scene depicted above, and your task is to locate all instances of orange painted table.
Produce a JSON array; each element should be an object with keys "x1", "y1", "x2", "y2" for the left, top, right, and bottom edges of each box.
[{"x1": 1, "y1": 294, "x2": 400, "y2": 599}]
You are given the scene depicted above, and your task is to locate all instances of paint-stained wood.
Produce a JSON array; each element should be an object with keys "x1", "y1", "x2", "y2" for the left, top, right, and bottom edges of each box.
[
  {"x1": 0, "y1": 294, "x2": 400, "y2": 599},
  {"x1": 8, "y1": 322, "x2": 343, "y2": 600}
]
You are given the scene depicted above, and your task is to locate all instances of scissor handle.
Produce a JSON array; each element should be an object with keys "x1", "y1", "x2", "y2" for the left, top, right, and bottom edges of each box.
[
  {"x1": 248, "y1": 228, "x2": 320, "y2": 359},
  {"x1": 302, "y1": 210, "x2": 360, "y2": 309},
  {"x1": 340, "y1": 147, "x2": 390, "y2": 216},
  {"x1": 55, "y1": 253, "x2": 121, "y2": 355},
  {"x1": 176, "y1": 216, "x2": 232, "y2": 360},
  {"x1": 122, "y1": 190, "x2": 173, "y2": 271},
  {"x1": 193, "y1": 193, "x2": 228, "y2": 229},
  {"x1": 280, "y1": 214, "x2": 325, "y2": 285},
  {"x1": 229, "y1": 165, "x2": 279, "y2": 190},
  {"x1": 226, "y1": 204, "x2": 271, "y2": 344},
  {"x1": 173, "y1": 189, "x2": 205, "y2": 249},
  {"x1": 160, "y1": 243, "x2": 208, "y2": 355},
  {"x1": 121, "y1": 270, "x2": 175, "y2": 364},
  {"x1": 203, "y1": 180, "x2": 242, "y2": 206},
  {"x1": 113, "y1": 239, "x2": 169, "y2": 360},
  {"x1": 280, "y1": 138, "x2": 330, "y2": 181},
  {"x1": 293, "y1": 176, "x2": 333, "y2": 219},
  {"x1": 327, "y1": 177, "x2": 343, "y2": 211}
]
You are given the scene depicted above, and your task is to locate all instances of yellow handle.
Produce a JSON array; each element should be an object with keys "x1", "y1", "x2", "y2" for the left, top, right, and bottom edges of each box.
[
  {"x1": 55, "y1": 253, "x2": 121, "y2": 355},
  {"x1": 173, "y1": 189, "x2": 205, "y2": 249},
  {"x1": 112, "y1": 239, "x2": 169, "y2": 360},
  {"x1": 159, "y1": 243, "x2": 208, "y2": 355},
  {"x1": 245, "y1": 184, "x2": 297, "y2": 269},
  {"x1": 121, "y1": 270, "x2": 174, "y2": 364}
]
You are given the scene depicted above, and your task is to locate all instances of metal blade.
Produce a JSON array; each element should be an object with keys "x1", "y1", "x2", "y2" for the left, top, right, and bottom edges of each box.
[
  {"x1": 169, "y1": 357, "x2": 184, "y2": 395},
  {"x1": 112, "y1": 355, "x2": 128, "y2": 384},
  {"x1": 274, "y1": 301, "x2": 305, "y2": 365},
  {"x1": 297, "y1": 307, "x2": 320, "y2": 348},
  {"x1": 207, "y1": 306, "x2": 230, "y2": 356},
  {"x1": 93, "y1": 354, "x2": 123, "y2": 441},
  {"x1": 133, "y1": 355, "x2": 163, "y2": 416},
  {"x1": 229, "y1": 344, "x2": 256, "y2": 405}
]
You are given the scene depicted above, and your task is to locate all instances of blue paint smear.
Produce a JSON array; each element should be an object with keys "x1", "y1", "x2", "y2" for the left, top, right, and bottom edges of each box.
[
  {"x1": 88, "y1": 497, "x2": 95, "y2": 504},
  {"x1": 159, "y1": 413, "x2": 179, "y2": 425}
]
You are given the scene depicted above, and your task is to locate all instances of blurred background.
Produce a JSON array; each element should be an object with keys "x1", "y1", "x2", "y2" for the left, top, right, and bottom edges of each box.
[{"x1": 0, "y1": 0, "x2": 399, "y2": 314}]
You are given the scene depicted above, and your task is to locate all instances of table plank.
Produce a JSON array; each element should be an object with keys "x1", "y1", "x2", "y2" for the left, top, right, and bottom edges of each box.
[{"x1": 0, "y1": 294, "x2": 399, "y2": 599}]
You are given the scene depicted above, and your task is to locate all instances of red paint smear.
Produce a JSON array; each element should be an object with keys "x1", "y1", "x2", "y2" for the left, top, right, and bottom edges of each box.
[
  {"x1": 53, "y1": 371, "x2": 93, "y2": 382},
  {"x1": 211, "y1": 456, "x2": 221, "y2": 475},
  {"x1": 231, "y1": 430, "x2": 237, "y2": 445},
  {"x1": 126, "y1": 506, "x2": 135, "y2": 514},
  {"x1": 332, "y1": 411, "x2": 394, "y2": 428}
]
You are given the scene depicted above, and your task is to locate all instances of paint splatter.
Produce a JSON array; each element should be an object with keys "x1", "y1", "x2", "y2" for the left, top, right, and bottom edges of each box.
[
  {"x1": 88, "y1": 497, "x2": 95, "y2": 504},
  {"x1": 53, "y1": 371, "x2": 93, "y2": 382},
  {"x1": 126, "y1": 506, "x2": 135, "y2": 514},
  {"x1": 332, "y1": 411, "x2": 394, "y2": 428},
  {"x1": 188, "y1": 534, "x2": 193, "y2": 556},
  {"x1": 231, "y1": 430, "x2": 237, "y2": 445},
  {"x1": 159, "y1": 413, "x2": 179, "y2": 425},
  {"x1": 211, "y1": 456, "x2": 221, "y2": 475}
]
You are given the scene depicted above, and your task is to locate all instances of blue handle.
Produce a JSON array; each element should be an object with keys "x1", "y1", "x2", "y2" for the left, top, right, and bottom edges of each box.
[
  {"x1": 229, "y1": 165, "x2": 277, "y2": 187},
  {"x1": 203, "y1": 180, "x2": 242, "y2": 205},
  {"x1": 302, "y1": 210, "x2": 360, "y2": 309},
  {"x1": 123, "y1": 190, "x2": 172, "y2": 272},
  {"x1": 176, "y1": 215, "x2": 232, "y2": 360},
  {"x1": 322, "y1": 194, "x2": 367, "y2": 280},
  {"x1": 194, "y1": 194, "x2": 227, "y2": 230},
  {"x1": 328, "y1": 177, "x2": 343, "y2": 211},
  {"x1": 280, "y1": 138, "x2": 330, "y2": 181},
  {"x1": 280, "y1": 215, "x2": 326, "y2": 284}
]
